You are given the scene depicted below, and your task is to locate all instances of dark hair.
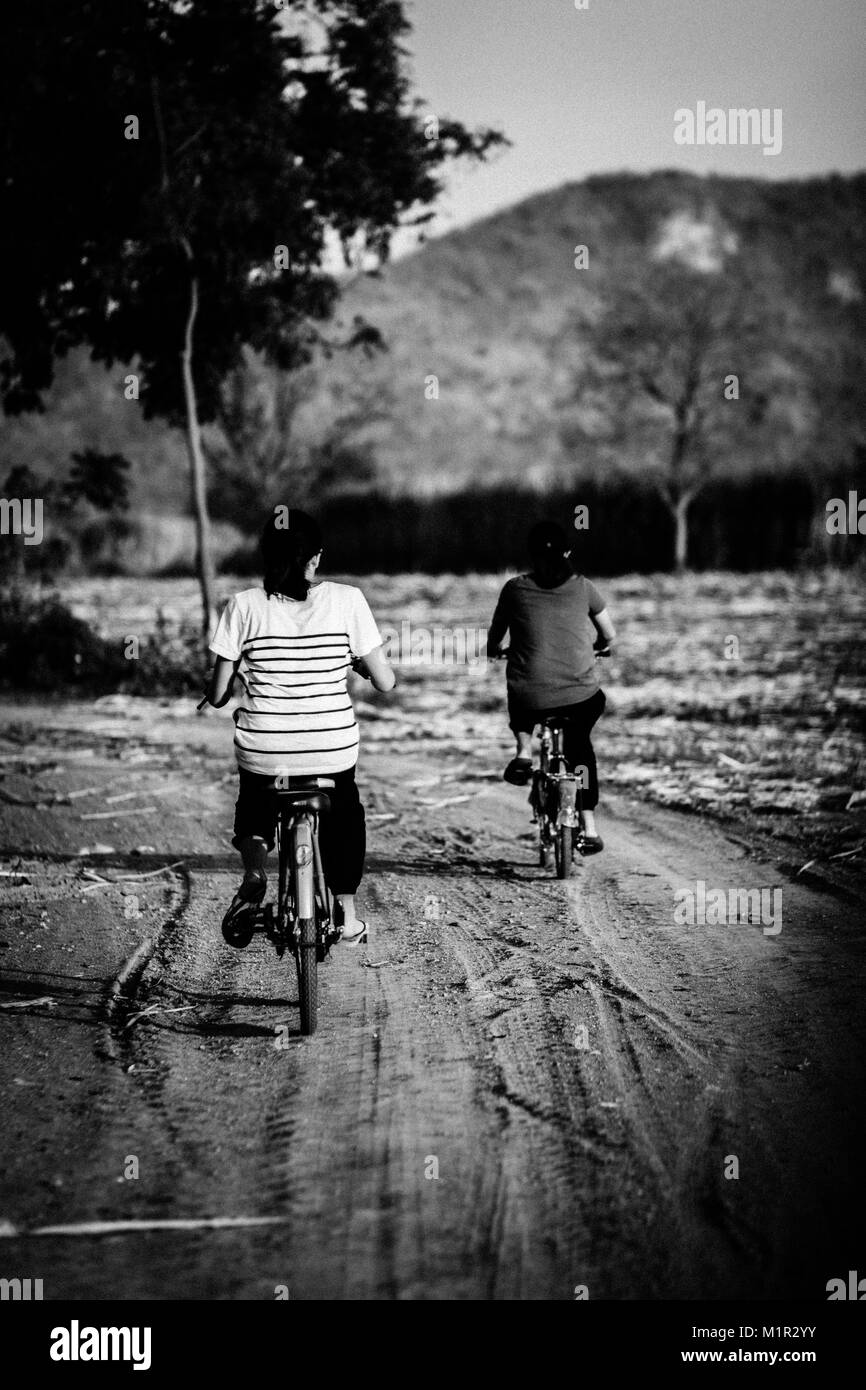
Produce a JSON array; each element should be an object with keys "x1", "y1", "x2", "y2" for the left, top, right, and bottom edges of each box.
[
  {"x1": 261, "y1": 509, "x2": 323, "y2": 601},
  {"x1": 527, "y1": 521, "x2": 573, "y2": 588}
]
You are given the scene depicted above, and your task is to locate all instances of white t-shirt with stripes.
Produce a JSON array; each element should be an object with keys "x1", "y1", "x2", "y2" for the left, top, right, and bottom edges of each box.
[{"x1": 209, "y1": 582, "x2": 383, "y2": 777}]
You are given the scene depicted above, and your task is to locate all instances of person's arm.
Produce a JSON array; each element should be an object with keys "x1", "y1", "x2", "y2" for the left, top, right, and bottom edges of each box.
[
  {"x1": 585, "y1": 578, "x2": 615, "y2": 649},
  {"x1": 204, "y1": 596, "x2": 244, "y2": 705},
  {"x1": 353, "y1": 645, "x2": 396, "y2": 692},
  {"x1": 486, "y1": 585, "x2": 511, "y2": 658},
  {"x1": 583, "y1": 577, "x2": 615, "y2": 653},
  {"x1": 206, "y1": 656, "x2": 241, "y2": 707},
  {"x1": 348, "y1": 587, "x2": 396, "y2": 692},
  {"x1": 592, "y1": 608, "x2": 616, "y2": 647}
]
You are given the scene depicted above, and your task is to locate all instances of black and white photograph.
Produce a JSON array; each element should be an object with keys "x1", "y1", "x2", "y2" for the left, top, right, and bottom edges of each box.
[{"x1": 1, "y1": 0, "x2": 865, "y2": 1346}]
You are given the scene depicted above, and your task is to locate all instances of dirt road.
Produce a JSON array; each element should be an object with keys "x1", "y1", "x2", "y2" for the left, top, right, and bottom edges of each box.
[{"x1": 1, "y1": 700, "x2": 864, "y2": 1300}]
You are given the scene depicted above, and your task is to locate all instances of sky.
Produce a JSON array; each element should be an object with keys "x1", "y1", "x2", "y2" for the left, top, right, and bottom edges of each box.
[{"x1": 396, "y1": 0, "x2": 866, "y2": 250}]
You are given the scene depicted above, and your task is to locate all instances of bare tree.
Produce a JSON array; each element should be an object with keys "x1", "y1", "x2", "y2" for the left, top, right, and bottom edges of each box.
[
  {"x1": 205, "y1": 323, "x2": 388, "y2": 527},
  {"x1": 573, "y1": 252, "x2": 778, "y2": 570},
  {"x1": 206, "y1": 350, "x2": 314, "y2": 520}
]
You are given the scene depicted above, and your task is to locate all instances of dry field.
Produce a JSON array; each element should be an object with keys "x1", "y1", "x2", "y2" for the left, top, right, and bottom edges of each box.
[
  {"x1": 60, "y1": 567, "x2": 866, "y2": 884},
  {"x1": 1, "y1": 566, "x2": 864, "y2": 1299}
]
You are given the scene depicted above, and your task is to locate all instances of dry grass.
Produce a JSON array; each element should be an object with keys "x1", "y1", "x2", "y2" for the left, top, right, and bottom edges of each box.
[{"x1": 56, "y1": 568, "x2": 866, "y2": 870}]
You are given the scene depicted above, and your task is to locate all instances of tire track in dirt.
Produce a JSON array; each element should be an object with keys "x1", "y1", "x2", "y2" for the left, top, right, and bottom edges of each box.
[
  {"x1": 3, "y1": 730, "x2": 865, "y2": 1299},
  {"x1": 88, "y1": 857, "x2": 510, "y2": 1298},
  {"x1": 396, "y1": 770, "x2": 866, "y2": 1297},
  {"x1": 433, "y1": 871, "x2": 687, "y2": 1297},
  {"x1": 554, "y1": 795, "x2": 866, "y2": 1296},
  {"x1": 101, "y1": 865, "x2": 192, "y2": 1064}
]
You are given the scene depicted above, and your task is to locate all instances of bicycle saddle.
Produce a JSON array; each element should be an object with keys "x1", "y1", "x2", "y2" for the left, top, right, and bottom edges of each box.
[{"x1": 274, "y1": 776, "x2": 335, "y2": 812}]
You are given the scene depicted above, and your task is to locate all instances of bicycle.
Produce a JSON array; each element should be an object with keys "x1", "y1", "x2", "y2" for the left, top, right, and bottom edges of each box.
[
  {"x1": 530, "y1": 722, "x2": 586, "y2": 879},
  {"x1": 272, "y1": 776, "x2": 342, "y2": 1035},
  {"x1": 198, "y1": 691, "x2": 345, "y2": 1035},
  {"x1": 490, "y1": 648, "x2": 609, "y2": 880},
  {"x1": 218, "y1": 769, "x2": 341, "y2": 1036},
  {"x1": 531, "y1": 647, "x2": 609, "y2": 879}
]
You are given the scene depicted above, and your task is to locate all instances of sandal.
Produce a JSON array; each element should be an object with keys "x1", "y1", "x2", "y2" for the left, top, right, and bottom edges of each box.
[
  {"x1": 333, "y1": 898, "x2": 368, "y2": 946},
  {"x1": 503, "y1": 757, "x2": 533, "y2": 786},
  {"x1": 339, "y1": 920, "x2": 369, "y2": 947},
  {"x1": 221, "y1": 870, "x2": 267, "y2": 947}
]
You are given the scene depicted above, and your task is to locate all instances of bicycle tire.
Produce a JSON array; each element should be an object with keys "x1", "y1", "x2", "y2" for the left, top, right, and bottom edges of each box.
[
  {"x1": 554, "y1": 825, "x2": 572, "y2": 879},
  {"x1": 277, "y1": 812, "x2": 290, "y2": 944},
  {"x1": 297, "y1": 916, "x2": 318, "y2": 1035}
]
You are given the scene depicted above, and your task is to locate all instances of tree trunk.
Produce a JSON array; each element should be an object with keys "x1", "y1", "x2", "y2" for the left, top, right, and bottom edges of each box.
[
  {"x1": 671, "y1": 491, "x2": 695, "y2": 573},
  {"x1": 180, "y1": 270, "x2": 217, "y2": 642},
  {"x1": 664, "y1": 405, "x2": 696, "y2": 572}
]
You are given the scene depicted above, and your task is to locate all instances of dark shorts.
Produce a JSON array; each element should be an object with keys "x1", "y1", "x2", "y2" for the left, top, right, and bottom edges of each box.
[
  {"x1": 232, "y1": 766, "x2": 366, "y2": 895},
  {"x1": 507, "y1": 688, "x2": 607, "y2": 810},
  {"x1": 507, "y1": 687, "x2": 605, "y2": 735}
]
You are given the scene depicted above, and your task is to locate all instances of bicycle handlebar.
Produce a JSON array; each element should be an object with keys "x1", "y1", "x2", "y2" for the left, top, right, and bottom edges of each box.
[{"x1": 493, "y1": 646, "x2": 610, "y2": 659}]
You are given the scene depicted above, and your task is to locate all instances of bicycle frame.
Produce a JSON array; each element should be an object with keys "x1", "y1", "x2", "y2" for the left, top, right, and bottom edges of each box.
[
  {"x1": 274, "y1": 803, "x2": 332, "y2": 954},
  {"x1": 271, "y1": 787, "x2": 340, "y2": 1036},
  {"x1": 533, "y1": 722, "x2": 585, "y2": 877},
  {"x1": 505, "y1": 646, "x2": 608, "y2": 879}
]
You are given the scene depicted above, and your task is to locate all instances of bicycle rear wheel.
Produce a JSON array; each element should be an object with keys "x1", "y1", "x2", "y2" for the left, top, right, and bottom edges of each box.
[
  {"x1": 554, "y1": 824, "x2": 572, "y2": 879},
  {"x1": 538, "y1": 816, "x2": 553, "y2": 868},
  {"x1": 296, "y1": 916, "x2": 317, "y2": 1035}
]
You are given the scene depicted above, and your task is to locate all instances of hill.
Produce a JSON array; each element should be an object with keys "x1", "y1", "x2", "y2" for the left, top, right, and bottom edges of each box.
[
  {"x1": 2, "y1": 170, "x2": 864, "y2": 519},
  {"x1": 306, "y1": 169, "x2": 866, "y2": 494}
]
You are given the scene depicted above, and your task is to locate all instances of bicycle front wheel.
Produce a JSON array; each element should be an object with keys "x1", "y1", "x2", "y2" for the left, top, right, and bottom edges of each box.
[
  {"x1": 296, "y1": 916, "x2": 318, "y2": 1035},
  {"x1": 554, "y1": 825, "x2": 572, "y2": 879}
]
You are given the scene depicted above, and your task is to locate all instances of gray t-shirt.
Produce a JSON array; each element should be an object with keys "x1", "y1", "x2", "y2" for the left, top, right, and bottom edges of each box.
[{"x1": 490, "y1": 573, "x2": 605, "y2": 709}]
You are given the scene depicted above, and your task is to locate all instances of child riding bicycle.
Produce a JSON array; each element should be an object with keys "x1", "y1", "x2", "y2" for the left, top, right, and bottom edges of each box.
[{"x1": 486, "y1": 520, "x2": 615, "y2": 854}]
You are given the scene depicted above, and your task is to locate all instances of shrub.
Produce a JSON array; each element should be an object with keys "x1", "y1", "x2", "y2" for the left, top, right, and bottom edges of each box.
[
  {"x1": 0, "y1": 585, "x2": 126, "y2": 692},
  {"x1": 0, "y1": 586, "x2": 207, "y2": 695},
  {"x1": 125, "y1": 609, "x2": 205, "y2": 696}
]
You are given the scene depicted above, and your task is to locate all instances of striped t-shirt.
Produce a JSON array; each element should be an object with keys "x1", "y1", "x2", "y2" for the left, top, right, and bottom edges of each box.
[{"x1": 209, "y1": 582, "x2": 383, "y2": 777}]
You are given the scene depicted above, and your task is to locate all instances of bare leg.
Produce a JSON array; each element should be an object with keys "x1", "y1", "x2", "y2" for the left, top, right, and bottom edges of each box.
[
  {"x1": 222, "y1": 836, "x2": 269, "y2": 943},
  {"x1": 335, "y1": 892, "x2": 358, "y2": 925},
  {"x1": 581, "y1": 810, "x2": 598, "y2": 836},
  {"x1": 515, "y1": 731, "x2": 532, "y2": 760},
  {"x1": 333, "y1": 889, "x2": 358, "y2": 922},
  {"x1": 335, "y1": 892, "x2": 367, "y2": 941}
]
